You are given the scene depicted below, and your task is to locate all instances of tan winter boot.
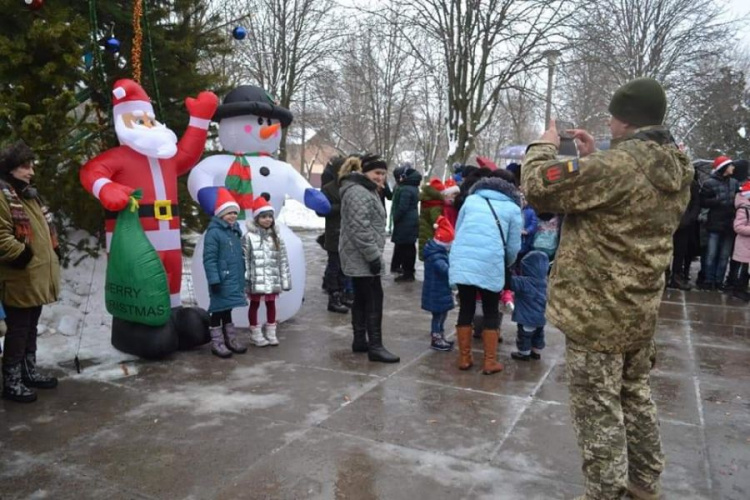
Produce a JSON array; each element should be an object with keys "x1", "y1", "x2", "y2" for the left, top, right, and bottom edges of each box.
[
  {"x1": 456, "y1": 325, "x2": 474, "y2": 370},
  {"x1": 627, "y1": 480, "x2": 661, "y2": 500},
  {"x1": 481, "y1": 329, "x2": 504, "y2": 375}
]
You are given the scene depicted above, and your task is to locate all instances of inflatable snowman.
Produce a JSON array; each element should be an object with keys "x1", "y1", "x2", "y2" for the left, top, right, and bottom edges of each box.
[{"x1": 188, "y1": 85, "x2": 330, "y2": 326}]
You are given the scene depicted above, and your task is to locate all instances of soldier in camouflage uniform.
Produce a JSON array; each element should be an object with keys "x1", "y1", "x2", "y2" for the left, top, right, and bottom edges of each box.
[{"x1": 521, "y1": 78, "x2": 692, "y2": 500}]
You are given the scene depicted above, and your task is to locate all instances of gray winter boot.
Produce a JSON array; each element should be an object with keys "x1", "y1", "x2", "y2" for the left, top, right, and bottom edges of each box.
[
  {"x1": 210, "y1": 326, "x2": 232, "y2": 358},
  {"x1": 223, "y1": 323, "x2": 248, "y2": 354},
  {"x1": 2, "y1": 362, "x2": 37, "y2": 403},
  {"x1": 21, "y1": 352, "x2": 58, "y2": 389}
]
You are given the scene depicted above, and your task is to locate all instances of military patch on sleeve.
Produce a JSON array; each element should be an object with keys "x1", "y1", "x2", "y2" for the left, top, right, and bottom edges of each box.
[{"x1": 542, "y1": 159, "x2": 580, "y2": 185}]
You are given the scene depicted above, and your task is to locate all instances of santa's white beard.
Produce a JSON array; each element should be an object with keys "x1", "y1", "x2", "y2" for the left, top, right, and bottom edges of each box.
[{"x1": 115, "y1": 116, "x2": 178, "y2": 159}]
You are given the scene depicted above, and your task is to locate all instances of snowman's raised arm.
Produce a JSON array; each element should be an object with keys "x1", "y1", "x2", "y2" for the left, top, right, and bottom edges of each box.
[
  {"x1": 284, "y1": 165, "x2": 331, "y2": 215},
  {"x1": 188, "y1": 155, "x2": 233, "y2": 215}
]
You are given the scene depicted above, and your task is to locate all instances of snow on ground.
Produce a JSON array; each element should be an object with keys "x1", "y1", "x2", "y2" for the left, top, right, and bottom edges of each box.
[{"x1": 36, "y1": 199, "x2": 325, "y2": 380}]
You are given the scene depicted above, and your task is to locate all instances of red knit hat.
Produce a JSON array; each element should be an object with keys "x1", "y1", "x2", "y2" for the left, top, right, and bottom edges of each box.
[
  {"x1": 429, "y1": 178, "x2": 445, "y2": 192},
  {"x1": 442, "y1": 177, "x2": 459, "y2": 196},
  {"x1": 476, "y1": 156, "x2": 497, "y2": 171},
  {"x1": 252, "y1": 197, "x2": 275, "y2": 218},
  {"x1": 740, "y1": 180, "x2": 750, "y2": 198},
  {"x1": 214, "y1": 187, "x2": 240, "y2": 218},
  {"x1": 712, "y1": 156, "x2": 734, "y2": 174},
  {"x1": 112, "y1": 79, "x2": 154, "y2": 118},
  {"x1": 433, "y1": 216, "x2": 455, "y2": 245}
]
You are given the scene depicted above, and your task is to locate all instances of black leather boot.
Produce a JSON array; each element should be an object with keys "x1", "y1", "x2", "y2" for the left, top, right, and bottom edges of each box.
[
  {"x1": 21, "y1": 352, "x2": 58, "y2": 389},
  {"x1": 351, "y1": 299, "x2": 368, "y2": 353},
  {"x1": 366, "y1": 310, "x2": 400, "y2": 363},
  {"x1": 328, "y1": 292, "x2": 349, "y2": 314},
  {"x1": 3, "y1": 362, "x2": 37, "y2": 403}
]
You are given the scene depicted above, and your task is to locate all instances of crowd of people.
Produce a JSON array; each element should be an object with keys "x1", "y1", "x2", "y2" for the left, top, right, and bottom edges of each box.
[{"x1": 1, "y1": 74, "x2": 746, "y2": 500}]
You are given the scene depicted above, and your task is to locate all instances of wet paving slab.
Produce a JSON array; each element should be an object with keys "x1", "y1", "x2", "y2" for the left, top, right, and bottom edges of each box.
[{"x1": 1, "y1": 232, "x2": 749, "y2": 499}]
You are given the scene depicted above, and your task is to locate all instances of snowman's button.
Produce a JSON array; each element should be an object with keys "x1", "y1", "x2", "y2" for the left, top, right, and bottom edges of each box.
[
  {"x1": 260, "y1": 167, "x2": 270, "y2": 176},
  {"x1": 261, "y1": 192, "x2": 271, "y2": 201}
]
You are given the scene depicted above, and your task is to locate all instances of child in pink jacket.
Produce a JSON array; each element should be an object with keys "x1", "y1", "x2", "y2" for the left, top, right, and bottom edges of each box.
[{"x1": 731, "y1": 181, "x2": 750, "y2": 302}]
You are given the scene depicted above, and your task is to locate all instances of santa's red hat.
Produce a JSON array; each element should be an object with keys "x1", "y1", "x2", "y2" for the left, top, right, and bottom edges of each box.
[
  {"x1": 252, "y1": 197, "x2": 275, "y2": 218},
  {"x1": 442, "y1": 177, "x2": 459, "y2": 196},
  {"x1": 214, "y1": 187, "x2": 240, "y2": 218},
  {"x1": 740, "y1": 180, "x2": 750, "y2": 198},
  {"x1": 433, "y1": 216, "x2": 455, "y2": 246},
  {"x1": 429, "y1": 178, "x2": 445, "y2": 193},
  {"x1": 112, "y1": 79, "x2": 155, "y2": 118},
  {"x1": 712, "y1": 156, "x2": 734, "y2": 174}
]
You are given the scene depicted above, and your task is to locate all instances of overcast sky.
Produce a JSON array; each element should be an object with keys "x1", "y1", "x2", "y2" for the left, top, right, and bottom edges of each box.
[{"x1": 728, "y1": 0, "x2": 750, "y2": 52}]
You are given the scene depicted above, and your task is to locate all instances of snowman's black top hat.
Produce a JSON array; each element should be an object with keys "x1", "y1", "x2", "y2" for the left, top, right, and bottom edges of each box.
[{"x1": 213, "y1": 85, "x2": 293, "y2": 127}]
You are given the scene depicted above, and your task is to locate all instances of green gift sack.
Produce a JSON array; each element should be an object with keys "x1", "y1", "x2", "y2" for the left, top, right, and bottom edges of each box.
[{"x1": 105, "y1": 190, "x2": 171, "y2": 326}]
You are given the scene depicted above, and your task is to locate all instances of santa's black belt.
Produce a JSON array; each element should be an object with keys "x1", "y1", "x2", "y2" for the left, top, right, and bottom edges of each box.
[{"x1": 104, "y1": 203, "x2": 180, "y2": 220}]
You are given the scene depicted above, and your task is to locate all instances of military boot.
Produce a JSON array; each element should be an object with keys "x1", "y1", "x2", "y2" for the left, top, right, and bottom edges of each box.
[
  {"x1": 21, "y1": 352, "x2": 58, "y2": 389},
  {"x1": 2, "y1": 362, "x2": 37, "y2": 403}
]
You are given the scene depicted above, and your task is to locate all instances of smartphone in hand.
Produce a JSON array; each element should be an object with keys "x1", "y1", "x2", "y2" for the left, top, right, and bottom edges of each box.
[
  {"x1": 555, "y1": 120, "x2": 578, "y2": 157},
  {"x1": 555, "y1": 120, "x2": 575, "y2": 139}
]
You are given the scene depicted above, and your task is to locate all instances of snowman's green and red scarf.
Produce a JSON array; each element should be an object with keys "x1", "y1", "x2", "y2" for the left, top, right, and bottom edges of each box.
[{"x1": 225, "y1": 152, "x2": 271, "y2": 219}]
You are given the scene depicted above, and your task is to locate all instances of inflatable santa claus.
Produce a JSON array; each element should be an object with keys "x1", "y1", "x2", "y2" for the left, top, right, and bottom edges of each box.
[{"x1": 80, "y1": 79, "x2": 219, "y2": 358}]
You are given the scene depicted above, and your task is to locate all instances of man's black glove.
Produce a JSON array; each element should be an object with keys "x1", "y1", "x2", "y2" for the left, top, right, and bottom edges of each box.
[
  {"x1": 210, "y1": 283, "x2": 221, "y2": 294},
  {"x1": 368, "y1": 258, "x2": 381, "y2": 275}
]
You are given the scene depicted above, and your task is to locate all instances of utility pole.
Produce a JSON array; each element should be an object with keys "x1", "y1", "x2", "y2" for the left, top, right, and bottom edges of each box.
[
  {"x1": 543, "y1": 50, "x2": 562, "y2": 125},
  {"x1": 299, "y1": 83, "x2": 307, "y2": 176}
]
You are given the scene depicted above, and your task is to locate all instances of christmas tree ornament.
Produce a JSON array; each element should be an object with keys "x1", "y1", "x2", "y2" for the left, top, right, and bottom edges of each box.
[
  {"x1": 232, "y1": 26, "x2": 247, "y2": 40},
  {"x1": 105, "y1": 36, "x2": 121, "y2": 54},
  {"x1": 23, "y1": 0, "x2": 44, "y2": 11}
]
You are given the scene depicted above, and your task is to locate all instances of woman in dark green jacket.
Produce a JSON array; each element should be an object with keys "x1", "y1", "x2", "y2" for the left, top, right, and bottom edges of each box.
[
  {"x1": 0, "y1": 141, "x2": 60, "y2": 403},
  {"x1": 390, "y1": 168, "x2": 422, "y2": 282}
]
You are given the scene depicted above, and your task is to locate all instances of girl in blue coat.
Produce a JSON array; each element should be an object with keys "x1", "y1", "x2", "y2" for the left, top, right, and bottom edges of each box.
[
  {"x1": 202, "y1": 188, "x2": 248, "y2": 358},
  {"x1": 421, "y1": 216, "x2": 455, "y2": 351},
  {"x1": 449, "y1": 176, "x2": 522, "y2": 374}
]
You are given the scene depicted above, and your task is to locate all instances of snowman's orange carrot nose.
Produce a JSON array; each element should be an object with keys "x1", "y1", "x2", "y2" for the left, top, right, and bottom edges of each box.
[{"x1": 260, "y1": 123, "x2": 280, "y2": 140}]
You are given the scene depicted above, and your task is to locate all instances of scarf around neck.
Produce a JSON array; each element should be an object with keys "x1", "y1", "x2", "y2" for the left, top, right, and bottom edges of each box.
[{"x1": 0, "y1": 176, "x2": 58, "y2": 249}]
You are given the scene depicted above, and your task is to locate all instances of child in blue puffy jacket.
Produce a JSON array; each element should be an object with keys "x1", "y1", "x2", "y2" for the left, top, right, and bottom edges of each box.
[
  {"x1": 421, "y1": 216, "x2": 455, "y2": 351},
  {"x1": 510, "y1": 251, "x2": 549, "y2": 361}
]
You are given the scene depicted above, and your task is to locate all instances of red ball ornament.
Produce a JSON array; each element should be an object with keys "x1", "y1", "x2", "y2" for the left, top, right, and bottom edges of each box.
[{"x1": 23, "y1": 0, "x2": 44, "y2": 10}]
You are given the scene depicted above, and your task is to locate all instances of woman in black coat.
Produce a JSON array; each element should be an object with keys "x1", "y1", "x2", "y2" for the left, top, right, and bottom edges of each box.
[{"x1": 390, "y1": 168, "x2": 422, "y2": 282}]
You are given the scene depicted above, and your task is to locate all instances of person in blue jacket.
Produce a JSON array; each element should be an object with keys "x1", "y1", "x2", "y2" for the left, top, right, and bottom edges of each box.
[
  {"x1": 520, "y1": 193, "x2": 539, "y2": 260},
  {"x1": 510, "y1": 251, "x2": 549, "y2": 361},
  {"x1": 421, "y1": 216, "x2": 456, "y2": 351},
  {"x1": 203, "y1": 188, "x2": 248, "y2": 358},
  {"x1": 449, "y1": 176, "x2": 522, "y2": 375}
]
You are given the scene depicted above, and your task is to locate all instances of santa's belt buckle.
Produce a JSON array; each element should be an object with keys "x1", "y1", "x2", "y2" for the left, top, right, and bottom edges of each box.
[{"x1": 154, "y1": 200, "x2": 173, "y2": 221}]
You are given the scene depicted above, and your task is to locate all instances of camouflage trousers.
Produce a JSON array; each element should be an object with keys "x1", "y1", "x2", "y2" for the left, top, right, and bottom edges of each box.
[{"x1": 566, "y1": 339, "x2": 665, "y2": 500}]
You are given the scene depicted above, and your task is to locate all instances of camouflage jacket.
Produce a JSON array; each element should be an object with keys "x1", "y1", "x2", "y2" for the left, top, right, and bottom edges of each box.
[{"x1": 522, "y1": 126, "x2": 692, "y2": 353}]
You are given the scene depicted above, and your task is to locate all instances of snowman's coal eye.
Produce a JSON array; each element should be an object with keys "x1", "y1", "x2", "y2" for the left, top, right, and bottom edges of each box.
[
  {"x1": 266, "y1": 118, "x2": 272, "y2": 126},
  {"x1": 257, "y1": 117, "x2": 264, "y2": 126}
]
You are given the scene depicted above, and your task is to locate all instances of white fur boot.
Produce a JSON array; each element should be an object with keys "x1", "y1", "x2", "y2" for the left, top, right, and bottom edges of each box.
[
  {"x1": 264, "y1": 323, "x2": 279, "y2": 346},
  {"x1": 249, "y1": 325, "x2": 269, "y2": 347}
]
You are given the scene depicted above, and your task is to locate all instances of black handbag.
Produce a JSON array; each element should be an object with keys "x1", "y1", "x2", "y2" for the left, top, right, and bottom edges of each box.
[{"x1": 485, "y1": 198, "x2": 514, "y2": 291}]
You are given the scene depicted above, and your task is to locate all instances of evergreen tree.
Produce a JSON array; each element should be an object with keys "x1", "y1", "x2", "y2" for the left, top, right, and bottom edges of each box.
[
  {"x1": 689, "y1": 66, "x2": 750, "y2": 160},
  {"x1": 0, "y1": 0, "x2": 232, "y2": 257}
]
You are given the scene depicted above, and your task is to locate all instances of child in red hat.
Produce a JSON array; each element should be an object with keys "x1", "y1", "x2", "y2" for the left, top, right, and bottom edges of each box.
[
  {"x1": 421, "y1": 216, "x2": 456, "y2": 351},
  {"x1": 243, "y1": 197, "x2": 292, "y2": 346}
]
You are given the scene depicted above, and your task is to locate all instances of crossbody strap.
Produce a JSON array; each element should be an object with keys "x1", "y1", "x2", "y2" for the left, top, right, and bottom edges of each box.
[{"x1": 485, "y1": 198, "x2": 507, "y2": 246}]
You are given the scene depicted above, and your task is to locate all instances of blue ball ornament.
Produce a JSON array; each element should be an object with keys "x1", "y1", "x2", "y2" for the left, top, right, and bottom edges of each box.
[
  {"x1": 232, "y1": 26, "x2": 247, "y2": 41},
  {"x1": 105, "y1": 37, "x2": 121, "y2": 54}
]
